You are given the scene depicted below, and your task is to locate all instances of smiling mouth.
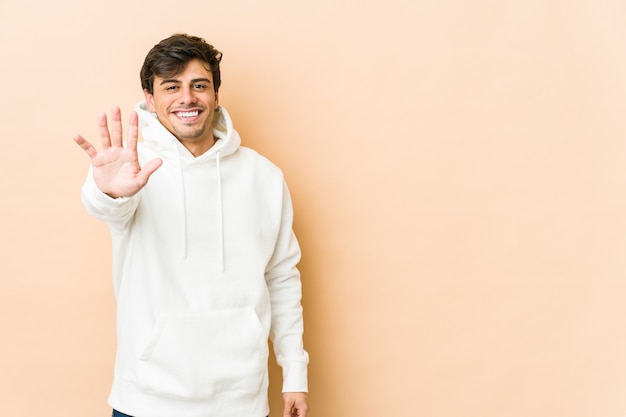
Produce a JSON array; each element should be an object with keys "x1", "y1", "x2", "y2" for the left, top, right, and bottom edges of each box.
[{"x1": 175, "y1": 110, "x2": 200, "y2": 119}]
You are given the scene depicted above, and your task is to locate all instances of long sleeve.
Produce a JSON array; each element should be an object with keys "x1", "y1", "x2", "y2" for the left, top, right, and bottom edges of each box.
[{"x1": 265, "y1": 181, "x2": 309, "y2": 393}]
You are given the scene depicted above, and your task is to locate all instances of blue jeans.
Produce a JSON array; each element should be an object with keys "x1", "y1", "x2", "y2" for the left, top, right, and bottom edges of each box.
[{"x1": 113, "y1": 410, "x2": 268, "y2": 417}]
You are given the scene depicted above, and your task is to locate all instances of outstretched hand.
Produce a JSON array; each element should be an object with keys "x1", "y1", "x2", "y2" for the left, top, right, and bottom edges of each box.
[{"x1": 73, "y1": 106, "x2": 163, "y2": 198}]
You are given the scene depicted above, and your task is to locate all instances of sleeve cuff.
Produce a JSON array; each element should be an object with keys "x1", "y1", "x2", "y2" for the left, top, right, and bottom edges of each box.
[{"x1": 281, "y1": 355, "x2": 309, "y2": 393}]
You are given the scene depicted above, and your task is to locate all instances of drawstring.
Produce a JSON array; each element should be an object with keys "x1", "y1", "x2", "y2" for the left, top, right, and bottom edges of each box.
[
  {"x1": 175, "y1": 141, "x2": 224, "y2": 270},
  {"x1": 175, "y1": 144, "x2": 189, "y2": 259},
  {"x1": 216, "y1": 150, "x2": 225, "y2": 271}
]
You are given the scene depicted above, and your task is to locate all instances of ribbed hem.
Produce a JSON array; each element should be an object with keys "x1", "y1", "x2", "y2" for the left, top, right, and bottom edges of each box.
[{"x1": 108, "y1": 375, "x2": 270, "y2": 417}]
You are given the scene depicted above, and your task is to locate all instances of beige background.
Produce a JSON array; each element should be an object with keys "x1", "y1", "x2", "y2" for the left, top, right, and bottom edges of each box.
[{"x1": 2, "y1": 0, "x2": 626, "y2": 416}]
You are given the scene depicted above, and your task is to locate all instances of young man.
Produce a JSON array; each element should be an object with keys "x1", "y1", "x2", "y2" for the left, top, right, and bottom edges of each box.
[{"x1": 73, "y1": 34, "x2": 309, "y2": 417}]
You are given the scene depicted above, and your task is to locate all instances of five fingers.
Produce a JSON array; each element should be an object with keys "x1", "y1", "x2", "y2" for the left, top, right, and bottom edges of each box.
[{"x1": 75, "y1": 106, "x2": 139, "y2": 159}]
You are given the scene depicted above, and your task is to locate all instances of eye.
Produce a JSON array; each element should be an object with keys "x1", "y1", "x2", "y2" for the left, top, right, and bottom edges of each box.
[
  {"x1": 193, "y1": 83, "x2": 208, "y2": 90},
  {"x1": 165, "y1": 85, "x2": 178, "y2": 91}
]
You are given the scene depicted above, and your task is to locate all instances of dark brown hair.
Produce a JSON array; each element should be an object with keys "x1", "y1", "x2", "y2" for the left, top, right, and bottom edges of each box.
[{"x1": 140, "y1": 33, "x2": 223, "y2": 94}]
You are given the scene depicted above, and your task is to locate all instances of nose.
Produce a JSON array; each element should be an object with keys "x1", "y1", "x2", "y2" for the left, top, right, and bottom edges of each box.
[{"x1": 178, "y1": 86, "x2": 196, "y2": 104}]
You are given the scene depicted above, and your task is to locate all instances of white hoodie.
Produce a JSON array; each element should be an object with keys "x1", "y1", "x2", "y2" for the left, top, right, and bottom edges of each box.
[{"x1": 81, "y1": 102, "x2": 308, "y2": 417}]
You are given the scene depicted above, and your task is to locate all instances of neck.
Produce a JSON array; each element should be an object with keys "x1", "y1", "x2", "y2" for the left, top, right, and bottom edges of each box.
[{"x1": 180, "y1": 136, "x2": 217, "y2": 157}]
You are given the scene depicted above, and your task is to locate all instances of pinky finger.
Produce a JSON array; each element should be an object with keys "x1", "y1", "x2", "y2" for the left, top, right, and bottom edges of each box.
[{"x1": 73, "y1": 133, "x2": 98, "y2": 159}]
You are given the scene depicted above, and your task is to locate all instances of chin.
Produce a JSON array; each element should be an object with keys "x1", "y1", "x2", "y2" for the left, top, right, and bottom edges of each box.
[{"x1": 178, "y1": 130, "x2": 207, "y2": 140}]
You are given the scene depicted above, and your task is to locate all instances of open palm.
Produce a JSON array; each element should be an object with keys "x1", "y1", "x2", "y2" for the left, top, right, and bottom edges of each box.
[{"x1": 73, "y1": 106, "x2": 162, "y2": 198}]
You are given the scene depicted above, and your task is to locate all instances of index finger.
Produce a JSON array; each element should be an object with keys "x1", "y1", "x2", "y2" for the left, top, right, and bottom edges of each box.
[{"x1": 125, "y1": 111, "x2": 139, "y2": 151}]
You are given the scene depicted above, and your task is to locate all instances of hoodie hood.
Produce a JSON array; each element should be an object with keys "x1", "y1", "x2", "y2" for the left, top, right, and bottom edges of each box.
[
  {"x1": 134, "y1": 101, "x2": 241, "y2": 267},
  {"x1": 135, "y1": 101, "x2": 241, "y2": 162}
]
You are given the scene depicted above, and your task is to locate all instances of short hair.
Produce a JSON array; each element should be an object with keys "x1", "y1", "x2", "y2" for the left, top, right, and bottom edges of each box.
[{"x1": 140, "y1": 33, "x2": 223, "y2": 94}]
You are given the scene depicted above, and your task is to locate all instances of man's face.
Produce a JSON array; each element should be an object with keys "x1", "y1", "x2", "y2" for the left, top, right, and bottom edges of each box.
[{"x1": 144, "y1": 58, "x2": 219, "y2": 155}]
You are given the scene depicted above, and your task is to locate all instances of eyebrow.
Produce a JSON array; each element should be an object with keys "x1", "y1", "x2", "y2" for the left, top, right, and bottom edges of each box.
[{"x1": 159, "y1": 78, "x2": 212, "y2": 85}]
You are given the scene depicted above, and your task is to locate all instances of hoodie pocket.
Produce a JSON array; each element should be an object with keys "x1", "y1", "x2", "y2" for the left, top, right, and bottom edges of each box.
[{"x1": 135, "y1": 307, "x2": 268, "y2": 399}]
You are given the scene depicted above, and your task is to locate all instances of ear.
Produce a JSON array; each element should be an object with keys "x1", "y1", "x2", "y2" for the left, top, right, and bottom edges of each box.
[
  {"x1": 144, "y1": 89, "x2": 156, "y2": 112},
  {"x1": 215, "y1": 90, "x2": 219, "y2": 107}
]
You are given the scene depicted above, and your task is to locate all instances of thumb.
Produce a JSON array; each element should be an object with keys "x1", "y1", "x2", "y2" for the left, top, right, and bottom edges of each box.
[{"x1": 138, "y1": 158, "x2": 163, "y2": 181}]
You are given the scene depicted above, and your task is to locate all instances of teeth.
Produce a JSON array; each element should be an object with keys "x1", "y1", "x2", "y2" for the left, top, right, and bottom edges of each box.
[{"x1": 177, "y1": 111, "x2": 198, "y2": 118}]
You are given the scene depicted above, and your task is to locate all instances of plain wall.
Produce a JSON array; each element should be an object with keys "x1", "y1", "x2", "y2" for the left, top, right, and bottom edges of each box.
[{"x1": 2, "y1": 1, "x2": 626, "y2": 416}]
